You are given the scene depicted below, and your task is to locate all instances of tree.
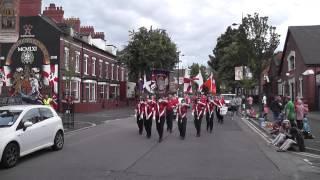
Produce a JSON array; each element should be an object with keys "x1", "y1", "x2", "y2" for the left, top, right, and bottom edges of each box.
[
  {"x1": 208, "y1": 13, "x2": 280, "y2": 96},
  {"x1": 117, "y1": 27, "x2": 179, "y2": 82},
  {"x1": 242, "y1": 13, "x2": 280, "y2": 102}
]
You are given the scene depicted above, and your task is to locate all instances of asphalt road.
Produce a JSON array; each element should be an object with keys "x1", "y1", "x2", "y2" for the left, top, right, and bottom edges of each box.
[{"x1": 1, "y1": 112, "x2": 319, "y2": 180}]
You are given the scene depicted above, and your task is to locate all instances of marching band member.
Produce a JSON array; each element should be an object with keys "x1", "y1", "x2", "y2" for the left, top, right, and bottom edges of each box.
[
  {"x1": 166, "y1": 94, "x2": 175, "y2": 133},
  {"x1": 192, "y1": 96, "x2": 206, "y2": 137},
  {"x1": 135, "y1": 97, "x2": 146, "y2": 135},
  {"x1": 156, "y1": 96, "x2": 168, "y2": 142},
  {"x1": 215, "y1": 95, "x2": 226, "y2": 124},
  {"x1": 176, "y1": 99, "x2": 190, "y2": 139},
  {"x1": 206, "y1": 96, "x2": 215, "y2": 133},
  {"x1": 145, "y1": 95, "x2": 157, "y2": 138}
]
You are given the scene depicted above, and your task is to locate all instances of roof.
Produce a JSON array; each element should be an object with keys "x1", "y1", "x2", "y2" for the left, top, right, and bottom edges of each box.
[{"x1": 288, "y1": 25, "x2": 320, "y2": 65}]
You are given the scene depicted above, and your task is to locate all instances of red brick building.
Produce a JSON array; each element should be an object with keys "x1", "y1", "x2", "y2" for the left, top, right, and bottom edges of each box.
[
  {"x1": 278, "y1": 26, "x2": 320, "y2": 110},
  {"x1": 0, "y1": 0, "x2": 128, "y2": 112}
]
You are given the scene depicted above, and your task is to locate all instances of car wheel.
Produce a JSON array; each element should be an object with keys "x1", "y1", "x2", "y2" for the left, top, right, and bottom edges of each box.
[
  {"x1": 52, "y1": 131, "x2": 64, "y2": 151},
  {"x1": 1, "y1": 143, "x2": 19, "y2": 168}
]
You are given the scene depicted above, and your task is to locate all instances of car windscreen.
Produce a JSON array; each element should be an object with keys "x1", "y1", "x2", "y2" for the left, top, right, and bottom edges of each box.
[{"x1": 0, "y1": 110, "x2": 22, "y2": 127}]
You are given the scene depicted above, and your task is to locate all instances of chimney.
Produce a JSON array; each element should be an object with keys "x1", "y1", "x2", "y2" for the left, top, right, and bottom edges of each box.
[
  {"x1": 20, "y1": 0, "x2": 42, "y2": 16},
  {"x1": 64, "y1": 18, "x2": 81, "y2": 32},
  {"x1": 93, "y1": 32, "x2": 105, "y2": 40},
  {"x1": 43, "y1": 3, "x2": 64, "y2": 23},
  {"x1": 80, "y1": 26, "x2": 95, "y2": 36}
]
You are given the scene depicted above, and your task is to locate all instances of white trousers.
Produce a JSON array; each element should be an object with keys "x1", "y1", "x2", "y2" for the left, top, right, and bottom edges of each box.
[{"x1": 272, "y1": 133, "x2": 286, "y2": 146}]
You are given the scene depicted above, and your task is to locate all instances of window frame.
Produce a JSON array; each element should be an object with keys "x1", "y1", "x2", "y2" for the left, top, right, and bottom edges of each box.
[
  {"x1": 75, "y1": 51, "x2": 80, "y2": 73},
  {"x1": 92, "y1": 57, "x2": 96, "y2": 76},
  {"x1": 64, "y1": 47, "x2": 70, "y2": 71},
  {"x1": 84, "y1": 54, "x2": 88, "y2": 75}
]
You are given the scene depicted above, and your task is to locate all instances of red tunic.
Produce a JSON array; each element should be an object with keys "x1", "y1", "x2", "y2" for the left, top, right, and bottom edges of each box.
[
  {"x1": 139, "y1": 102, "x2": 146, "y2": 119},
  {"x1": 206, "y1": 101, "x2": 215, "y2": 114},
  {"x1": 157, "y1": 100, "x2": 168, "y2": 118},
  {"x1": 166, "y1": 99, "x2": 176, "y2": 111},
  {"x1": 177, "y1": 103, "x2": 189, "y2": 119},
  {"x1": 146, "y1": 100, "x2": 157, "y2": 119}
]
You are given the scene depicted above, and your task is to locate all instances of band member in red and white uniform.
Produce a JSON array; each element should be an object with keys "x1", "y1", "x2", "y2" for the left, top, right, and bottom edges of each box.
[
  {"x1": 156, "y1": 96, "x2": 168, "y2": 142},
  {"x1": 215, "y1": 95, "x2": 226, "y2": 124},
  {"x1": 176, "y1": 99, "x2": 190, "y2": 139},
  {"x1": 166, "y1": 94, "x2": 175, "y2": 133},
  {"x1": 192, "y1": 95, "x2": 206, "y2": 137},
  {"x1": 206, "y1": 96, "x2": 215, "y2": 133},
  {"x1": 135, "y1": 97, "x2": 146, "y2": 135},
  {"x1": 145, "y1": 95, "x2": 157, "y2": 138}
]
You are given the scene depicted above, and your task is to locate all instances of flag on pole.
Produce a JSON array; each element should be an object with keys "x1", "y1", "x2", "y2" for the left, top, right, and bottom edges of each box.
[
  {"x1": 193, "y1": 72, "x2": 203, "y2": 91},
  {"x1": 204, "y1": 73, "x2": 216, "y2": 95}
]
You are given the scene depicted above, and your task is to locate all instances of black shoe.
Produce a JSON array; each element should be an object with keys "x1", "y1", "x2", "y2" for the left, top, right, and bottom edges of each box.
[
  {"x1": 159, "y1": 138, "x2": 162, "y2": 143},
  {"x1": 210, "y1": 130, "x2": 213, "y2": 133},
  {"x1": 196, "y1": 134, "x2": 200, "y2": 137},
  {"x1": 169, "y1": 129, "x2": 172, "y2": 133}
]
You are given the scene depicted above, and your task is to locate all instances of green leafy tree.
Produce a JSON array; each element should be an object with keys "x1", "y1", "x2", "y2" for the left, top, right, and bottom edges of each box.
[
  {"x1": 117, "y1": 27, "x2": 179, "y2": 81},
  {"x1": 242, "y1": 13, "x2": 280, "y2": 100}
]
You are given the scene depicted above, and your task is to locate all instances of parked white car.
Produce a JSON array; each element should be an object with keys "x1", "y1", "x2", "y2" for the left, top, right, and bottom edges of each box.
[{"x1": 0, "y1": 105, "x2": 64, "y2": 168}]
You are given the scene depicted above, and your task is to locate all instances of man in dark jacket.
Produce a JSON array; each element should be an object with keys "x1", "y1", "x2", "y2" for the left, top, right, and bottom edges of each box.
[{"x1": 270, "y1": 96, "x2": 283, "y2": 122}]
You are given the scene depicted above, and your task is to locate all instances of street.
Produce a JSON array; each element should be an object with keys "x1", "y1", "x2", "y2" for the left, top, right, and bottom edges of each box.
[{"x1": 1, "y1": 110, "x2": 319, "y2": 180}]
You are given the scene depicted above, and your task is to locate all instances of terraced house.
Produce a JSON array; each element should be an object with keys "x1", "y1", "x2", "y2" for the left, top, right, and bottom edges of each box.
[{"x1": 0, "y1": 0, "x2": 128, "y2": 112}]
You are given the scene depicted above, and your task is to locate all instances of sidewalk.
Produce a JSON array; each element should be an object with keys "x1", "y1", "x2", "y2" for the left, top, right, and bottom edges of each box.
[
  {"x1": 246, "y1": 105, "x2": 320, "y2": 154},
  {"x1": 59, "y1": 106, "x2": 134, "y2": 133}
]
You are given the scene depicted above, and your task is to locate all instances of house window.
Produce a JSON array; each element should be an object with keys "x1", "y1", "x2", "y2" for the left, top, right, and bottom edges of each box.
[
  {"x1": 99, "y1": 60, "x2": 103, "y2": 77},
  {"x1": 91, "y1": 83, "x2": 96, "y2": 101},
  {"x1": 64, "y1": 47, "x2": 69, "y2": 70},
  {"x1": 121, "y1": 68, "x2": 125, "y2": 81},
  {"x1": 111, "y1": 64, "x2": 114, "y2": 80},
  {"x1": 85, "y1": 83, "x2": 90, "y2": 101},
  {"x1": 99, "y1": 85, "x2": 105, "y2": 99},
  {"x1": 287, "y1": 51, "x2": 295, "y2": 71},
  {"x1": 92, "y1": 57, "x2": 96, "y2": 76},
  {"x1": 84, "y1": 54, "x2": 88, "y2": 75},
  {"x1": 116, "y1": 65, "x2": 119, "y2": 81},
  {"x1": 75, "y1": 51, "x2": 80, "y2": 73},
  {"x1": 106, "y1": 62, "x2": 109, "y2": 79},
  {"x1": 64, "y1": 80, "x2": 80, "y2": 102}
]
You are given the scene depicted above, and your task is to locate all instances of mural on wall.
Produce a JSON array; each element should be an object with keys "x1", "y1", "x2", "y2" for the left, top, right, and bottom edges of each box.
[{"x1": 2, "y1": 36, "x2": 58, "y2": 108}]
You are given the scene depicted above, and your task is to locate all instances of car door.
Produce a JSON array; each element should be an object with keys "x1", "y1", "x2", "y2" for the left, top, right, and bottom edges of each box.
[
  {"x1": 39, "y1": 108, "x2": 55, "y2": 144},
  {"x1": 16, "y1": 108, "x2": 43, "y2": 155}
]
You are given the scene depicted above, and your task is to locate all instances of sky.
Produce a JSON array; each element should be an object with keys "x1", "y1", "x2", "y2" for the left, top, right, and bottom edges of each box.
[{"x1": 42, "y1": 0, "x2": 320, "y2": 67}]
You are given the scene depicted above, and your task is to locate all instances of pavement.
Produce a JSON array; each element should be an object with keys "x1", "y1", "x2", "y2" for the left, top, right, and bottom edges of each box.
[
  {"x1": 246, "y1": 105, "x2": 320, "y2": 155},
  {"x1": 1, "y1": 110, "x2": 319, "y2": 179}
]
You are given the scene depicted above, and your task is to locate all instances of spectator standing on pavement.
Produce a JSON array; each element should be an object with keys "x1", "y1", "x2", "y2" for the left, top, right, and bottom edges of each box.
[
  {"x1": 284, "y1": 96, "x2": 296, "y2": 127},
  {"x1": 247, "y1": 96, "x2": 253, "y2": 110},
  {"x1": 176, "y1": 99, "x2": 190, "y2": 139},
  {"x1": 295, "y1": 99, "x2": 308, "y2": 130},
  {"x1": 270, "y1": 96, "x2": 283, "y2": 122},
  {"x1": 215, "y1": 95, "x2": 226, "y2": 124},
  {"x1": 43, "y1": 94, "x2": 53, "y2": 106},
  {"x1": 236, "y1": 96, "x2": 242, "y2": 114}
]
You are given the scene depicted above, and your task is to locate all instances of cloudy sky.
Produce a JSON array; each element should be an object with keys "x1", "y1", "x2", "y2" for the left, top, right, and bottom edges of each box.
[{"x1": 43, "y1": 0, "x2": 320, "y2": 67}]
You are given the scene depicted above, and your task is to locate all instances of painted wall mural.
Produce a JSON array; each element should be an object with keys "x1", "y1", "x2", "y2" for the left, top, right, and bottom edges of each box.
[{"x1": 1, "y1": 37, "x2": 58, "y2": 107}]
